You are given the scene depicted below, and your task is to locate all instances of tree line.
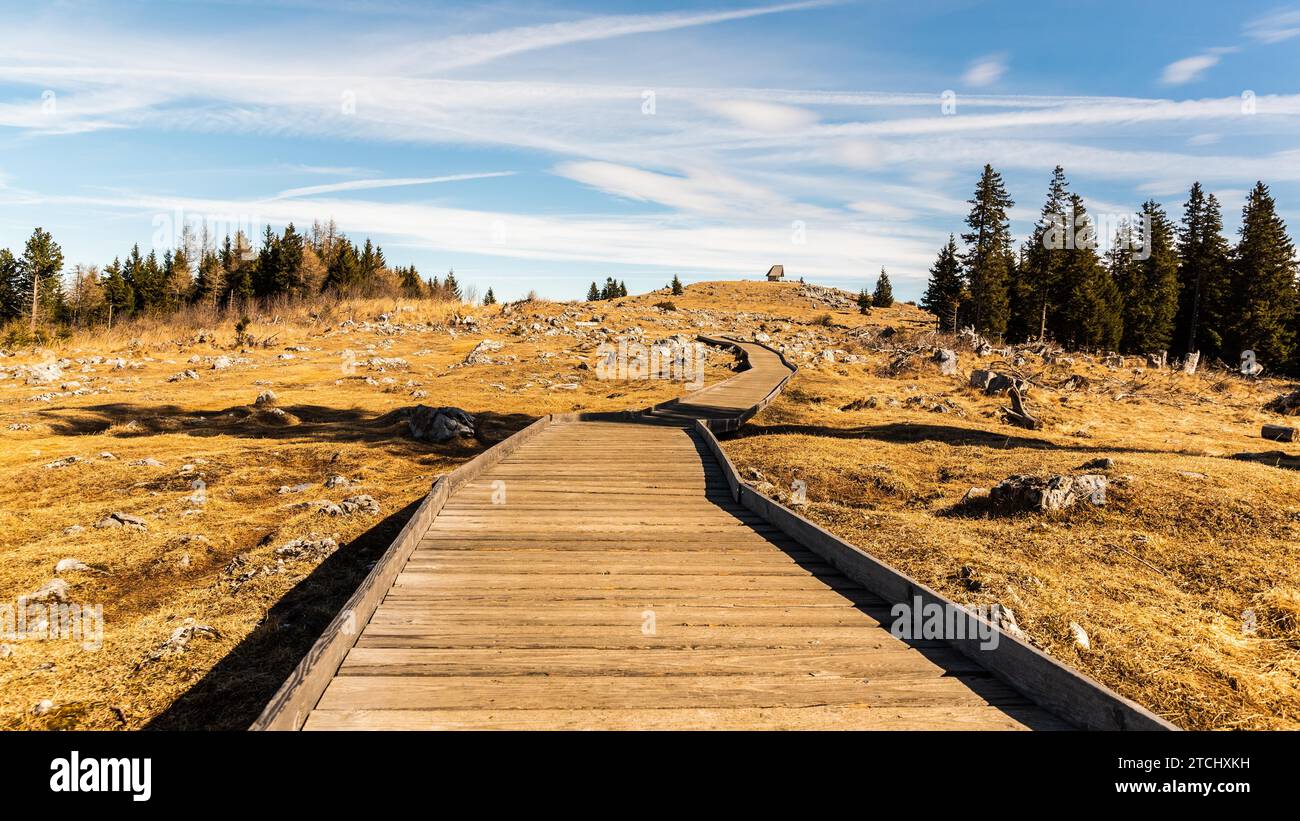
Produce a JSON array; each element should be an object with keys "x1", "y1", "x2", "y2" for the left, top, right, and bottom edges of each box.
[
  {"x1": 0, "y1": 219, "x2": 494, "y2": 332},
  {"x1": 921, "y1": 165, "x2": 1298, "y2": 372}
]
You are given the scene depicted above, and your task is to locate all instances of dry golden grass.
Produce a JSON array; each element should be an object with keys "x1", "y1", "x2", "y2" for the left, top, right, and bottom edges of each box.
[
  {"x1": 0, "y1": 290, "x2": 748, "y2": 729},
  {"x1": 8, "y1": 278, "x2": 1290, "y2": 731},
  {"x1": 722, "y1": 319, "x2": 1300, "y2": 730}
]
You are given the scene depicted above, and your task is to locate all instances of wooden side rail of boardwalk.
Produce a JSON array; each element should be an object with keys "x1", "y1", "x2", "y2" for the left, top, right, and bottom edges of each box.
[{"x1": 254, "y1": 336, "x2": 1171, "y2": 731}]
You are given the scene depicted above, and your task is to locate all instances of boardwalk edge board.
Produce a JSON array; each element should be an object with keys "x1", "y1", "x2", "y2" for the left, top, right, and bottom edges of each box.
[{"x1": 694, "y1": 418, "x2": 1178, "y2": 732}]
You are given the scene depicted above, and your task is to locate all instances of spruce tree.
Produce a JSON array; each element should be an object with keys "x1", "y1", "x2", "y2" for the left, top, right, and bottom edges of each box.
[
  {"x1": 324, "y1": 238, "x2": 361, "y2": 293},
  {"x1": 18, "y1": 227, "x2": 64, "y2": 328},
  {"x1": 873, "y1": 268, "x2": 894, "y2": 308},
  {"x1": 398, "y1": 265, "x2": 423, "y2": 296},
  {"x1": 279, "y1": 223, "x2": 305, "y2": 296},
  {"x1": 444, "y1": 269, "x2": 462, "y2": 301},
  {"x1": 1174, "y1": 184, "x2": 1231, "y2": 358},
  {"x1": 0, "y1": 248, "x2": 19, "y2": 322},
  {"x1": 587, "y1": 282, "x2": 600, "y2": 301},
  {"x1": 1057, "y1": 195, "x2": 1122, "y2": 349},
  {"x1": 193, "y1": 250, "x2": 221, "y2": 306},
  {"x1": 483, "y1": 287, "x2": 496, "y2": 305},
  {"x1": 670, "y1": 274, "x2": 683, "y2": 295},
  {"x1": 960, "y1": 164, "x2": 1014, "y2": 337},
  {"x1": 1014, "y1": 165, "x2": 1070, "y2": 341},
  {"x1": 921, "y1": 235, "x2": 966, "y2": 331},
  {"x1": 857, "y1": 288, "x2": 872, "y2": 314},
  {"x1": 101, "y1": 257, "x2": 134, "y2": 320},
  {"x1": 1227, "y1": 182, "x2": 1298, "y2": 370},
  {"x1": 1120, "y1": 200, "x2": 1180, "y2": 353}
]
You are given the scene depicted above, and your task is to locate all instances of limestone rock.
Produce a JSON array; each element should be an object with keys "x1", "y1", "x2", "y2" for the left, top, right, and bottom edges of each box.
[{"x1": 408, "y1": 405, "x2": 476, "y2": 442}]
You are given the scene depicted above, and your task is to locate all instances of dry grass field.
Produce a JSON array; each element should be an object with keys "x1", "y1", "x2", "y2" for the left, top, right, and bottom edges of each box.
[
  {"x1": 2, "y1": 279, "x2": 1296, "y2": 730},
  {"x1": 719, "y1": 297, "x2": 1300, "y2": 730}
]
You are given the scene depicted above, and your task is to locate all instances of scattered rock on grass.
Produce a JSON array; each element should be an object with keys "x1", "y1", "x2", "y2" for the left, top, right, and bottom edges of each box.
[
  {"x1": 1070, "y1": 621, "x2": 1091, "y2": 651},
  {"x1": 932, "y1": 348, "x2": 958, "y2": 376},
  {"x1": 990, "y1": 473, "x2": 1108, "y2": 513},
  {"x1": 408, "y1": 405, "x2": 475, "y2": 442},
  {"x1": 141, "y1": 618, "x2": 221, "y2": 664},
  {"x1": 29, "y1": 579, "x2": 70, "y2": 603}
]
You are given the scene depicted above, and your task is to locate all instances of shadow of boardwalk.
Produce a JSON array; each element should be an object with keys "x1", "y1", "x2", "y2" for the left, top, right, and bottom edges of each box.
[{"x1": 147, "y1": 498, "x2": 424, "y2": 731}]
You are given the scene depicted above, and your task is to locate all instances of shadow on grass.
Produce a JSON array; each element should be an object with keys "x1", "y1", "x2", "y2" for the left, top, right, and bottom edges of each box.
[
  {"x1": 35, "y1": 402, "x2": 536, "y2": 454},
  {"x1": 146, "y1": 497, "x2": 423, "y2": 731}
]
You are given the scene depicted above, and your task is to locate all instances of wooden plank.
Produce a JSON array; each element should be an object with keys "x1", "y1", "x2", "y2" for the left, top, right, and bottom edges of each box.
[
  {"x1": 303, "y1": 705, "x2": 1067, "y2": 731},
  {"x1": 314, "y1": 673, "x2": 1031, "y2": 711},
  {"x1": 337, "y1": 646, "x2": 987, "y2": 677},
  {"x1": 354, "y1": 625, "x2": 945, "y2": 649}
]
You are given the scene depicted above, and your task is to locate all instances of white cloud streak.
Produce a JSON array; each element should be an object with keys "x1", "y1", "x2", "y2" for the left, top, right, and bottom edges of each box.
[{"x1": 272, "y1": 172, "x2": 515, "y2": 199}]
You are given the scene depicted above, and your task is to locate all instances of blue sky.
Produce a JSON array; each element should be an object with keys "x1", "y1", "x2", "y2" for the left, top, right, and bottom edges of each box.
[{"x1": 1, "y1": 0, "x2": 1298, "y2": 301}]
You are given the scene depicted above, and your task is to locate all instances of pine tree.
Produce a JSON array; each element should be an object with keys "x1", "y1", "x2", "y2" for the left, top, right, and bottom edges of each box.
[
  {"x1": 1173, "y1": 184, "x2": 1231, "y2": 358},
  {"x1": 921, "y1": 235, "x2": 966, "y2": 331},
  {"x1": 587, "y1": 282, "x2": 600, "y2": 301},
  {"x1": 872, "y1": 268, "x2": 894, "y2": 308},
  {"x1": 483, "y1": 287, "x2": 497, "y2": 305},
  {"x1": 619, "y1": 280, "x2": 629, "y2": 297},
  {"x1": 1227, "y1": 182, "x2": 1298, "y2": 370},
  {"x1": 1120, "y1": 200, "x2": 1180, "y2": 353},
  {"x1": 1014, "y1": 165, "x2": 1070, "y2": 341},
  {"x1": 960, "y1": 164, "x2": 1014, "y2": 337},
  {"x1": 18, "y1": 227, "x2": 64, "y2": 329},
  {"x1": 670, "y1": 274, "x2": 683, "y2": 295},
  {"x1": 324, "y1": 239, "x2": 362, "y2": 293},
  {"x1": 857, "y1": 288, "x2": 872, "y2": 314}
]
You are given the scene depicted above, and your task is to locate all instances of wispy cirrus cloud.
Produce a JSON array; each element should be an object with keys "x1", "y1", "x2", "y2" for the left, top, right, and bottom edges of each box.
[
  {"x1": 1244, "y1": 7, "x2": 1300, "y2": 43},
  {"x1": 0, "y1": 2, "x2": 1297, "y2": 295},
  {"x1": 1160, "y1": 47, "x2": 1237, "y2": 85},
  {"x1": 272, "y1": 172, "x2": 515, "y2": 200},
  {"x1": 962, "y1": 54, "x2": 1008, "y2": 88}
]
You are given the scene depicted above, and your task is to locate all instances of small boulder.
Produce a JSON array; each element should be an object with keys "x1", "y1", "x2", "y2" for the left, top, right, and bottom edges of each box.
[
  {"x1": 254, "y1": 390, "x2": 277, "y2": 407},
  {"x1": 1070, "y1": 621, "x2": 1091, "y2": 651},
  {"x1": 408, "y1": 405, "x2": 476, "y2": 442},
  {"x1": 54, "y1": 558, "x2": 92, "y2": 574},
  {"x1": 463, "y1": 339, "x2": 504, "y2": 365},
  {"x1": 932, "y1": 348, "x2": 958, "y2": 376},
  {"x1": 29, "y1": 579, "x2": 70, "y2": 603}
]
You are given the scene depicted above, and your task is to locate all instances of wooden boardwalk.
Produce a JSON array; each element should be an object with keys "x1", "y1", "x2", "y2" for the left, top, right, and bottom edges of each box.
[{"x1": 293, "y1": 338, "x2": 1069, "y2": 730}]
